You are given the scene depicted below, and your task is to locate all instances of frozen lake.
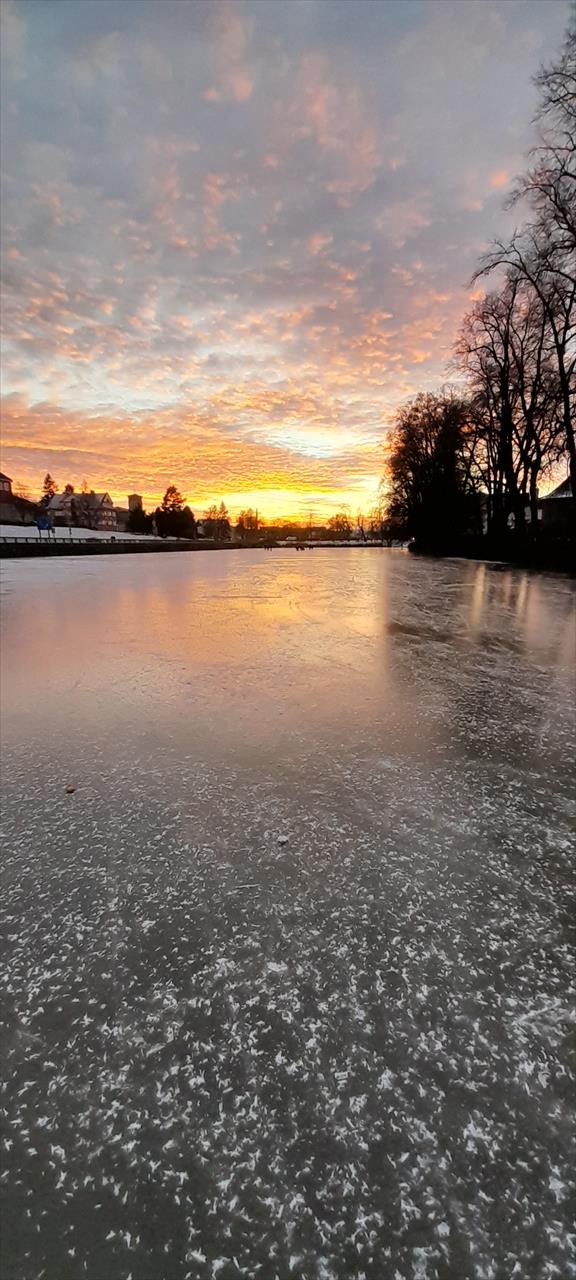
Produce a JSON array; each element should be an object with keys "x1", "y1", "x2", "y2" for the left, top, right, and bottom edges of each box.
[{"x1": 1, "y1": 549, "x2": 575, "y2": 1280}]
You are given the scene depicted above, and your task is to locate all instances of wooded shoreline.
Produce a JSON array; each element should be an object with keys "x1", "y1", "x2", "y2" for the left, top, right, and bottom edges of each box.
[{"x1": 1, "y1": 534, "x2": 574, "y2": 574}]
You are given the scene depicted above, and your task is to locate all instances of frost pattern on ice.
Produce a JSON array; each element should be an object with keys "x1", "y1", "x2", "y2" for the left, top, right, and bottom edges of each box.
[{"x1": 1, "y1": 552, "x2": 575, "y2": 1280}]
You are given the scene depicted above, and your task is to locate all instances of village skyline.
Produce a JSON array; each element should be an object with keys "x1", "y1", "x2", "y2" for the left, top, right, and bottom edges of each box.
[{"x1": 7, "y1": 468, "x2": 370, "y2": 525}]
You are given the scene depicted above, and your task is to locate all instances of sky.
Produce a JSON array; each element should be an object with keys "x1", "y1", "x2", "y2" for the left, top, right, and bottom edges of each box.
[{"x1": 0, "y1": 0, "x2": 570, "y2": 519}]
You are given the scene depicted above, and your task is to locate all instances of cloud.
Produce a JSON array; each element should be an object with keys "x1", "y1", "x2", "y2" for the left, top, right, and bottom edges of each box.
[
  {"x1": 205, "y1": 0, "x2": 255, "y2": 102},
  {"x1": 1, "y1": 0, "x2": 569, "y2": 514},
  {"x1": 0, "y1": 393, "x2": 382, "y2": 516}
]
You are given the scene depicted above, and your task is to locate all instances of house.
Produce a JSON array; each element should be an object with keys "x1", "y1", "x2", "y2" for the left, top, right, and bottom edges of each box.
[
  {"x1": 114, "y1": 506, "x2": 130, "y2": 532},
  {"x1": 47, "y1": 491, "x2": 73, "y2": 526},
  {"x1": 540, "y1": 477, "x2": 574, "y2": 533},
  {"x1": 48, "y1": 490, "x2": 117, "y2": 530},
  {"x1": 87, "y1": 492, "x2": 116, "y2": 529},
  {"x1": 0, "y1": 472, "x2": 39, "y2": 526}
]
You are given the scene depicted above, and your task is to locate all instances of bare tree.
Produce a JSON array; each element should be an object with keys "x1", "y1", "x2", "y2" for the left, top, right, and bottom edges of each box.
[
  {"x1": 236, "y1": 509, "x2": 259, "y2": 542},
  {"x1": 204, "y1": 502, "x2": 231, "y2": 541},
  {"x1": 327, "y1": 511, "x2": 352, "y2": 540},
  {"x1": 456, "y1": 280, "x2": 563, "y2": 534},
  {"x1": 383, "y1": 390, "x2": 480, "y2": 546},
  {"x1": 475, "y1": 19, "x2": 576, "y2": 492},
  {"x1": 355, "y1": 510, "x2": 368, "y2": 543}
]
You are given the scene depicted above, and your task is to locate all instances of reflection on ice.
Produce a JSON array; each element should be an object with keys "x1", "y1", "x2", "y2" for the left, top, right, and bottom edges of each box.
[{"x1": 1, "y1": 550, "x2": 575, "y2": 1280}]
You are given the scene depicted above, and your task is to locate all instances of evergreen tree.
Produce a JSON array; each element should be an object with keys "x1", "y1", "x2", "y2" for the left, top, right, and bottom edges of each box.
[
  {"x1": 161, "y1": 485, "x2": 185, "y2": 512},
  {"x1": 155, "y1": 496, "x2": 196, "y2": 538},
  {"x1": 127, "y1": 504, "x2": 153, "y2": 535},
  {"x1": 41, "y1": 473, "x2": 57, "y2": 506},
  {"x1": 180, "y1": 506, "x2": 197, "y2": 539},
  {"x1": 217, "y1": 501, "x2": 231, "y2": 540}
]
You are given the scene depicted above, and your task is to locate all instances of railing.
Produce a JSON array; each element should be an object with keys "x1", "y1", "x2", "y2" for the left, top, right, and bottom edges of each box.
[
  {"x1": 1, "y1": 538, "x2": 141, "y2": 545},
  {"x1": 1, "y1": 534, "x2": 401, "y2": 551},
  {"x1": 0, "y1": 535, "x2": 186, "y2": 545}
]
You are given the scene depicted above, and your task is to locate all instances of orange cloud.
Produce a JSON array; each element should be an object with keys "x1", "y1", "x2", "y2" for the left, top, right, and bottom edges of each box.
[{"x1": 0, "y1": 394, "x2": 383, "y2": 520}]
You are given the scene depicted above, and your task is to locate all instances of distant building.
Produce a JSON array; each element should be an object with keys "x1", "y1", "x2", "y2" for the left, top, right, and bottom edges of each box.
[
  {"x1": 0, "y1": 472, "x2": 39, "y2": 526},
  {"x1": 47, "y1": 491, "x2": 73, "y2": 526},
  {"x1": 128, "y1": 494, "x2": 143, "y2": 512},
  {"x1": 114, "y1": 507, "x2": 130, "y2": 532},
  {"x1": 540, "y1": 477, "x2": 574, "y2": 533},
  {"x1": 48, "y1": 490, "x2": 117, "y2": 530}
]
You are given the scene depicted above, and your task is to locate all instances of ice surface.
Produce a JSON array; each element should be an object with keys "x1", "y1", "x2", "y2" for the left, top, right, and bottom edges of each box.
[{"x1": 1, "y1": 549, "x2": 575, "y2": 1280}]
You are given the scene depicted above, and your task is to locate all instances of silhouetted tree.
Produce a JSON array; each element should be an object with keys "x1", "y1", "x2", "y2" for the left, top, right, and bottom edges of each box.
[
  {"x1": 179, "y1": 506, "x2": 197, "y2": 539},
  {"x1": 456, "y1": 280, "x2": 563, "y2": 536},
  {"x1": 355, "y1": 511, "x2": 368, "y2": 543},
  {"x1": 41, "y1": 473, "x2": 57, "y2": 505},
  {"x1": 127, "y1": 505, "x2": 154, "y2": 535},
  {"x1": 368, "y1": 501, "x2": 386, "y2": 543},
  {"x1": 475, "y1": 16, "x2": 576, "y2": 493},
  {"x1": 327, "y1": 512, "x2": 352, "y2": 539},
  {"x1": 161, "y1": 485, "x2": 185, "y2": 512},
  {"x1": 384, "y1": 391, "x2": 480, "y2": 547},
  {"x1": 236, "y1": 509, "x2": 259, "y2": 541},
  {"x1": 155, "y1": 501, "x2": 196, "y2": 538},
  {"x1": 204, "y1": 502, "x2": 231, "y2": 540},
  {"x1": 154, "y1": 485, "x2": 196, "y2": 536},
  {"x1": 369, "y1": 500, "x2": 405, "y2": 545}
]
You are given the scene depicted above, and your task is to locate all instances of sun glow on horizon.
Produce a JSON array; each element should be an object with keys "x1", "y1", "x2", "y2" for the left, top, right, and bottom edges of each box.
[{"x1": 0, "y1": 0, "x2": 567, "y2": 515}]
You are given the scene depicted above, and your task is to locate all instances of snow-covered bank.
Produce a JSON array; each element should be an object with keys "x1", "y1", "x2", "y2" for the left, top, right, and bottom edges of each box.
[{"x1": 0, "y1": 523, "x2": 165, "y2": 543}]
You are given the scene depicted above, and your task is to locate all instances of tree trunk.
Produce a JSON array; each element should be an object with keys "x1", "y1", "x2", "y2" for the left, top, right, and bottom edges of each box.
[{"x1": 529, "y1": 463, "x2": 540, "y2": 534}]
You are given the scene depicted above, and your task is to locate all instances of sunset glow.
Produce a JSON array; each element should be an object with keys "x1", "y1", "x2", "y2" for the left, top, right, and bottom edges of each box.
[{"x1": 0, "y1": 0, "x2": 569, "y2": 518}]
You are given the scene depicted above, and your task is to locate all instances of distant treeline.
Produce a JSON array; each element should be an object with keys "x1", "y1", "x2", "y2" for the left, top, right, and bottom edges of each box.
[{"x1": 130, "y1": 491, "x2": 385, "y2": 544}]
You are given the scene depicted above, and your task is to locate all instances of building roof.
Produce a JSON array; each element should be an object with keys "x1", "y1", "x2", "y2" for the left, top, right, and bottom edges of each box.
[
  {"x1": 542, "y1": 477, "x2": 572, "y2": 500},
  {"x1": 0, "y1": 472, "x2": 12, "y2": 483},
  {"x1": 48, "y1": 490, "x2": 113, "y2": 509}
]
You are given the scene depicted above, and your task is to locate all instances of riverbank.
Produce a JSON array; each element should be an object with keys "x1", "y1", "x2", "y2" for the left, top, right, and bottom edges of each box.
[
  {"x1": 0, "y1": 535, "x2": 216, "y2": 558},
  {"x1": 0, "y1": 536, "x2": 385, "y2": 558},
  {"x1": 408, "y1": 533, "x2": 576, "y2": 575}
]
